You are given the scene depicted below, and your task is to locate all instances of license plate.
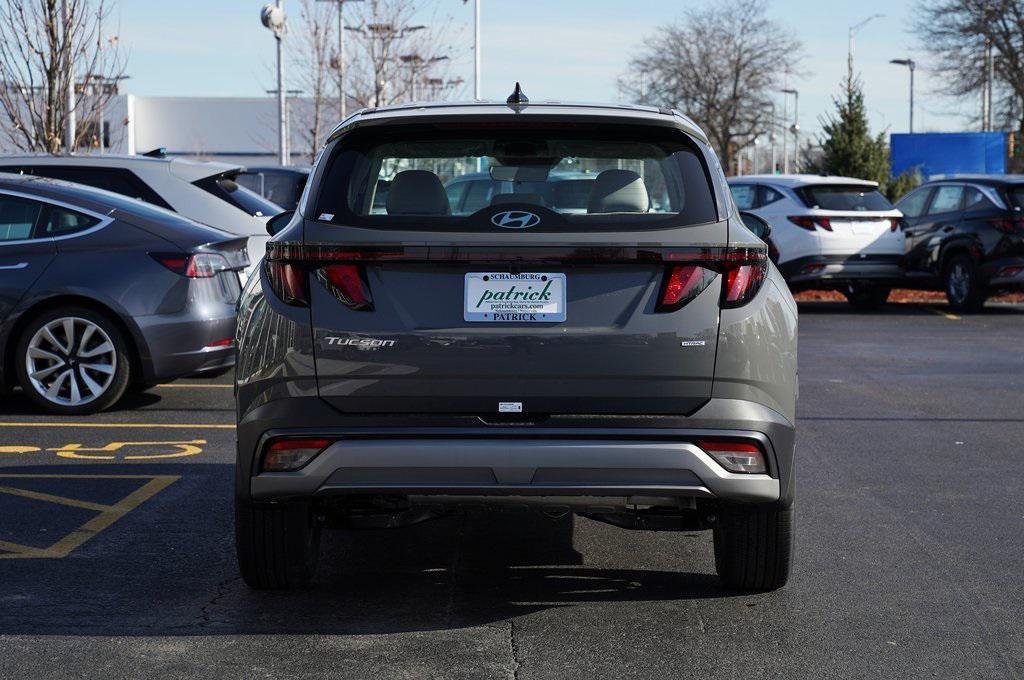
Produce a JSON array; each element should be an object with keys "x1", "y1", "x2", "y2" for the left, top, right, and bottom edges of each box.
[
  {"x1": 464, "y1": 272, "x2": 566, "y2": 322},
  {"x1": 851, "y1": 221, "x2": 883, "y2": 235}
]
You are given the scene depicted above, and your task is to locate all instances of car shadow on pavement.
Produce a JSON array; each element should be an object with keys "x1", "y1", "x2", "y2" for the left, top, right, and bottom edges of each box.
[{"x1": 0, "y1": 463, "x2": 732, "y2": 636}]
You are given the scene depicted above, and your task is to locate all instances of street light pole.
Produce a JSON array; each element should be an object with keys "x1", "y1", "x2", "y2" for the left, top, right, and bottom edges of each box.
[
  {"x1": 61, "y1": 0, "x2": 75, "y2": 152},
  {"x1": 782, "y1": 88, "x2": 799, "y2": 173},
  {"x1": 848, "y1": 14, "x2": 885, "y2": 84},
  {"x1": 890, "y1": 59, "x2": 916, "y2": 133},
  {"x1": 261, "y1": 2, "x2": 289, "y2": 165},
  {"x1": 473, "y1": 0, "x2": 480, "y2": 100},
  {"x1": 318, "y1": 0, "x2": 363, "y2": 121}
]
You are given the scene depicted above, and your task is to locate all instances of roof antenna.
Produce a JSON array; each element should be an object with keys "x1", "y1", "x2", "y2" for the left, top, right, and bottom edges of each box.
[{"x1": 506, "y1": 82, "x2": 529, "y2": 106}]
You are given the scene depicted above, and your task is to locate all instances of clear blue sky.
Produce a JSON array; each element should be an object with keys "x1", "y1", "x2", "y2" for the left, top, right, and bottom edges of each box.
[{"x1": 115, "y1": 0, "x2": 971, "y2": 140}]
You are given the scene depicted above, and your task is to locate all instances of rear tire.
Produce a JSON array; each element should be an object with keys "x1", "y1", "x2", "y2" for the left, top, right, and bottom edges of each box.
[
  {"x1": 944, "y1": 253, "x2": 987, "y2": 312},
  {"x1": 713, "y1": 504, "x2": 793, "y2": 592},
  {"x1": 235, "y1": 499, "x2": 320, "y2": 590},
  {"x1": 842, "y1": 282, "x2": 891, "y2": 309},
  {"x1": 14, "y1": 306, "x2": 131, "y2": 415}
]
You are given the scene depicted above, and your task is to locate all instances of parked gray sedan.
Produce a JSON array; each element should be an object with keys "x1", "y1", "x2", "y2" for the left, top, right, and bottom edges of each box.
[{"x1": 0, "y1": 173, "x2": 248, "y2": 414}]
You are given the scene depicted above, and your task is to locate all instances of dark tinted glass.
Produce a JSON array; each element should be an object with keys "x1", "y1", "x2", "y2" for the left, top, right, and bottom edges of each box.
[
  {"x1": 315, "y1": 124, "x2": 719, "y2": 231},
  {"x1": 730, "y1": 184, "x2": 756, "y2": 210},
  {"x1": 0, "y1": 195, "x2": 42, "y2": 241},
  {"x1": 927, "y1": 185, "x2": 964, "y2": 214},
  {"x1": 896, "y1": 187, "x2": 930, "y2": 217},
  {"x1": 796, "y1": 184, "x2": 894, "y2": 211},
  {"x1": 193, "y1": 175, "x2": 282, "y2": 217},
  {"x1": 13, "y1": 166, "x2": 173, "y2": 209},
  {"x1": 762, "y1": 187, "x2": 784, "y2": 206},
  {"x1": 45, "y1": 206, "x2": 99, "y2": 234},
  {"x1": 1005, "y1": 185, "x2": 1024, "y2": 210}
]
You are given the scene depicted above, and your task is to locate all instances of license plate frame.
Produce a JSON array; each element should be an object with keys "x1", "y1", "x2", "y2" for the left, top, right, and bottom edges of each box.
[{"x1": 464, "y1": 272, "x2": 566, "y2": 323}]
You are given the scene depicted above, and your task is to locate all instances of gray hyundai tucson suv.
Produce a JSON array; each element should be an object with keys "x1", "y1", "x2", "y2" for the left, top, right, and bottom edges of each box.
[{"x1": 234, "y1": 94, "x2": 798, "y2": 592}]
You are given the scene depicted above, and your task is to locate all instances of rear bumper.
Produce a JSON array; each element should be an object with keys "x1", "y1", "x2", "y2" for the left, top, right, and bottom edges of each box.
[
  {"x1": 136, "y1": 307, "x2": 237, "y2": 381},
  {"x1": 251, "y1": 435, "x2": 780, "y2": 504},
  {"x1": 780, "y1": 254, "x2": 904, "y2": 285},
  {"x1": 982, "y1": 256, "x2": 1024, "y2": 288},
  {"x1": 237, "y1": 398, "x2": 796, "y2": 508}
]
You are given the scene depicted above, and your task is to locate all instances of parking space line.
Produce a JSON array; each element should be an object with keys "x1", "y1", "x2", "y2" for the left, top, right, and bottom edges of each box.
[
  {"x1": 0, "y1": 484, "x2": 112, "y2": 513},
  {"x1": 922, "y1": 305, "x2": 961, "y2": 320},
  {"x1": 0, "y1": 474, "x2": 179, "y2": 559},
  {"x1": 0, "y1": 422, "x2": 234, "y2": 430}
]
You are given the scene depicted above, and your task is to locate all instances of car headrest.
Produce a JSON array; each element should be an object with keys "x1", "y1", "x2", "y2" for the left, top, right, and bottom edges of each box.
[
  {"x1": 587, "y1": 169, "x2": 650, "y2": 213},
  {"x1": 491, "y1": 193, "x2": 545, "y2": 207},
  {"x1": 386, "y1": 170, "x2": 450, "y2": 216}
]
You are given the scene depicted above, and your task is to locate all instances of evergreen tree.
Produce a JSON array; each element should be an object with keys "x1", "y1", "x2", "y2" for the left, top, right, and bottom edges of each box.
[{"x1": 819, "y1": 77, "x2": 893, "y2": 194}]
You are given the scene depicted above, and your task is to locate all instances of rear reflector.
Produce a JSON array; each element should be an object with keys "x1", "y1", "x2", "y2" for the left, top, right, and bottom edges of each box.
[
  {"x1": 889, "y1": 218, "x2": 900, "y2": 232},
  {"x1": 262, "y1": 437, "x2": 333, "y2": 472},
  {"x1": 204, "y1": 338, "x2": 234, "y2": 349},
  {"x1": 696, "y1": 439, "x2": 767, "y2": 474},
  {"x1": 657, "y1": 265, "x2": 715, "y2": 311}
]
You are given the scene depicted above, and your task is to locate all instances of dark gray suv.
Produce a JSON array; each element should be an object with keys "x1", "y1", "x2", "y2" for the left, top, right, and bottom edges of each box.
[{"x1": 234, "y1": 98, "x2": 798, "y2": 592}]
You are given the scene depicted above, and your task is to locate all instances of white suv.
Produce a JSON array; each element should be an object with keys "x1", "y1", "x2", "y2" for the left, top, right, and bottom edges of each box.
[
  {"x1": 0, "y1": 153, "x2": 283, "y2": 277},
  {"x1": 728, "y1": 175, "x2": 904, "y2": 307}
]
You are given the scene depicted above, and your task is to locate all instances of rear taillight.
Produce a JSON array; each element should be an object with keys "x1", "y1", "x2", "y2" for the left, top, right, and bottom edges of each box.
[
  {"x1": 991, "y1": 217, "x2": 1024, "y2": 234},
  {"x1": 317, "y1": 264, "x2": 373, "y2": 310},
  {"x1": 152, "y1": 252, "x2": 229, "y2": 278},
  {"x1": 998, "y1": 265, "x2": 1024, "y2": 277},
  {"x1": 266, "y1": 260, "x2": 310, "y2": 306},
  {"x1": 722, "y1": 261, "x2": 767, "y2": 308},
  {"x1": 696, "y1": 439, "x2": 767, "y2": 474},
  {"x1": 889, "y1": 217, "x2": 901, "y2": 232},
  {"x1": 265, "y1": 243, "x2": 768, "y2": 311},
  {"x1": 261, "y1": 437, "x2": 333, "y2": 472},
  {"x1": 788, "y1": 216, "x2": 832, "y2": 231},
  {"x1": 656, "y1": 265, "x2": 716, "y2": 312}
]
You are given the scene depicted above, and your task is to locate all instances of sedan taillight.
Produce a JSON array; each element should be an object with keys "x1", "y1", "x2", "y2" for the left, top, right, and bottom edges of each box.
[
  {"x1": 788, "y1": 216, "x2": 833, "y2": 231},
  {"x1": 151, "y1": 252, "x2": 230, "y2": 278}
]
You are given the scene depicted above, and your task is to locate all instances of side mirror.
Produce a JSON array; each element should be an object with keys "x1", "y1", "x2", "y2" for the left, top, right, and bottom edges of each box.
[
  {"x1": 266, "y1": 210, "x2": 295, "y2": 236},
  {"x1": 739, "y1": 211, "x2": 771, "y2": 242}
]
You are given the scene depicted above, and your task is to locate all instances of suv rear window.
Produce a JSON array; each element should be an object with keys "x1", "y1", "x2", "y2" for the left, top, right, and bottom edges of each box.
[
  {"x1": 795, "y1": 184, "x2": 893, "y2": 211},
  {"x1": 314, "y1": 124, "x2": 719, "y2": 231}
]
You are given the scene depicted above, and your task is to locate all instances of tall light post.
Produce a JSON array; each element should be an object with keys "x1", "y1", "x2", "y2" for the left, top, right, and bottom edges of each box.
[
  {"x1": 849, "y1": 14, "x2": 885, "y2": 84},
  {"x1": 261, "y1": 3, "x2": 289, "y2": 165},
  {"x1": 317, "y1": 0, "x2": 364, "y2": 121},
  {"x1": 889, "y1": 58, "x2": 916, "y2": 133},
  {"x1": 782, "y1": 88, "x2": 799, "y2": 173},
  {"x1": 462, "y1": 0, "x2": 480, "y2": 99}
]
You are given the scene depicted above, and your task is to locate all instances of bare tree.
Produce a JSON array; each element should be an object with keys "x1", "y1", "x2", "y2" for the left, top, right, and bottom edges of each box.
[
  {"x1": 0, "y1": 0, "x2": 125, "y2": 153},
  {"x1": 620, "y1": 0, "x2": 802, "y2": 171},
  {"x1": 342, "y1": 0, "x2": 462, "y2": 108},
  {"x1": 291, "y1": 0, "x2": 336, "y2": 161},
  {"x1": 914, "y1": 0, "x2": 1024, "y2": 140}
]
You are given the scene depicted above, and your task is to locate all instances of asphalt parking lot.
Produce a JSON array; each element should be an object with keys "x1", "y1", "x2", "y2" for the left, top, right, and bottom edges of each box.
[{"x1": 1, "y1": 300, "x2": 1023, "y2": 679}]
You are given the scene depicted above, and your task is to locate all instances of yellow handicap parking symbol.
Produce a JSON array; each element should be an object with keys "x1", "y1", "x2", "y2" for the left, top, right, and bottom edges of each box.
[{"x1": 47, "y1": 440, "x2": 207, "y2": 460}]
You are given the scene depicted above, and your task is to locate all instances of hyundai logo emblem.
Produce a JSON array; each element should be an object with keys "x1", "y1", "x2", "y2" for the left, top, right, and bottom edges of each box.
[{"x1": 490, "y1": 210, "x2": 541, "y2": 229}]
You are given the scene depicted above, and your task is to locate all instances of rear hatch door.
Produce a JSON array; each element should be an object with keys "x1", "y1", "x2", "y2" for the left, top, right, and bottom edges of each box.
[{"x1": 292, "y1": 120, "x2": 733, "y2": 417}]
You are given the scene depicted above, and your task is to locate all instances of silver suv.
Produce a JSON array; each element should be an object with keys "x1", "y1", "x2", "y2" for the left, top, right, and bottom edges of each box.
[{"x1": 234, "y1": 95, "x2": 798, "y2": 592}]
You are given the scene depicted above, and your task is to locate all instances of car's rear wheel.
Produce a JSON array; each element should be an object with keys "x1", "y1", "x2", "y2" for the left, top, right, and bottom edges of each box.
[
  {"x1": 944, "y1": 253, "x2": 987, "y2": 312},
  {"x1": 713, "y1": 504, "x2": 793, "y2": 591},
  {"x1": 842, "y1": 282, "x2": 891, "y2": 309},
  {"x1": 14, "y1": 306, "x2": 131, "y2": 415},
  {"x1": 235, "y1": 499, "x2": 320, "y2": 589}
]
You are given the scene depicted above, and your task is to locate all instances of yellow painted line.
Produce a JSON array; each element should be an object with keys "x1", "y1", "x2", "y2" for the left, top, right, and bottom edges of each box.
[
  {"x1": 0, "y1": 474, "x2": 179, "y2": 559},
  {"x1": 923, "y1": 305, "x2": 961, "y2": 321},
  {"x1": 0, "y1": 484, "x2": 112, "y2": 513},
  {"x1": 0, "y1": 422, "x2": 234, "y2": 430},
  {"x1": 156, "y1": 383, "x2": 233, "y2": 389}
]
